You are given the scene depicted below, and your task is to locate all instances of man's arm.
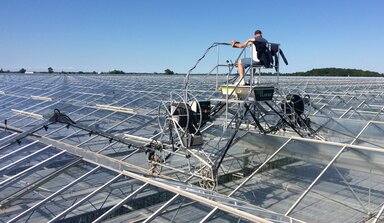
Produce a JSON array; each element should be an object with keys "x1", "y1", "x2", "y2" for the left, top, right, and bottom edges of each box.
[{"x1": 231, "y1": 38, "x2": 255, "y2": 48}]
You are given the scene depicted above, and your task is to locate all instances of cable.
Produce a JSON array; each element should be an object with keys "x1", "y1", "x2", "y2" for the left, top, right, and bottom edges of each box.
[
  {"x1": 187, "y1": 42, "x2": 230, "y2": 75},
  {"x1": 184, "y1": 42, "x2": 231, "y2": 90}
]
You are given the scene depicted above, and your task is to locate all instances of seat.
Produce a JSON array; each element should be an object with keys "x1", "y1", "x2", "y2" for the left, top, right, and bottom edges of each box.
[{"x1": 251, "y1": 42, "x2": 288, "y2": 71}]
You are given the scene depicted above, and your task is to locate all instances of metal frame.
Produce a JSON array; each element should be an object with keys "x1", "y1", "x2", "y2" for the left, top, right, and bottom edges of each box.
[{"x1": 1, "y1": 66, "x2": 384, "y2": 222}]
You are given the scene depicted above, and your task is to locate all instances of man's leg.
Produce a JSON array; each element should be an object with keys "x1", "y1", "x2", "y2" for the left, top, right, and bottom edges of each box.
[
  {"x1": 237, "y1": 59, "x2": 245, "y2": 80},
  {"x1": 236, "y1": 58, "x2": 252, "y2": 85}
]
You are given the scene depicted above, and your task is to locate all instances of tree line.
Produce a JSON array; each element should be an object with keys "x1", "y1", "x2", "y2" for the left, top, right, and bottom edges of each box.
[
  {"x1": 1, "y1": 67, "x2": 382, "y2": 77},
  {"x1": 0, "y1": 68, "x2": 176, "y2": 75},
  {"x1": 284, "y1": 68, "x2": 383, "y2": 77}
]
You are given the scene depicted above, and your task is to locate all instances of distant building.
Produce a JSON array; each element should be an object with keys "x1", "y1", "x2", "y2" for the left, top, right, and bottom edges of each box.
[{"x1": 25, "y1": 71, "x2": 34, "y2": 74}]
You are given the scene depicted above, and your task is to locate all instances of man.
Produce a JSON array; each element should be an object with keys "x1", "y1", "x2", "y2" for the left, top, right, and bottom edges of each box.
[{"x1": 231, "y1": 30, "x2": 268, "y2": 85}]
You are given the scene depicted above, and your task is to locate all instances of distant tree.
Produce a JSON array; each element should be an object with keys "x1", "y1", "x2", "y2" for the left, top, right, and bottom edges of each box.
[
  {"x1": 164, "y1": 69, "x2": 174, "y2": 75},
  {"x1": 19, "y1": 68, "x2": 26, "y2": 73},
  {"x1": 108, "y1": 70, "x2": 125, "y2": 74},
  {"x1": 0, "y1": 69, "x2": 3, "y2": 73},
  {"x1": 48, "y1": 67, "x2": 54, "y2": 73}
]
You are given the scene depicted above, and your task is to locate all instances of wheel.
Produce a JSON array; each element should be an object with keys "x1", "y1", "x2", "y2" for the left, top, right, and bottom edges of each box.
[
  {"x1": 277, "y1": 88, "x2": 312, "y2": 135},
  {"x1": 280, "y1": 88, "x2": 311, "y2": 119},
  {"x1": 158, "y1": 92, "x2": 189, "y2": 133},
  {"x1": 157, "y1": 92, "x2": 203, "y2": 147},
  {"x1": 187, "y1": 93, "x2": 203, "y2": 134},
  {"x1": 158, "y1": 92, "x2": 189, "y2": 146}
]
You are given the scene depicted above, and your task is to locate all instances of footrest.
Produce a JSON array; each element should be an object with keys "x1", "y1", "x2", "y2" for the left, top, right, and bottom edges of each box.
[{"x1": 220, "y1": 85, "x2": 275, "y2": 101}]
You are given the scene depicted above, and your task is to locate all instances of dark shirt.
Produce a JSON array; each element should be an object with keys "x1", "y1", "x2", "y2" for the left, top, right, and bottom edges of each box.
[
  {"x1": 255, "y1": 36, "x2": 268, "y2": 43},
  {"x1": 253, "y1": 36, "x2": 268, "y2": 60}
]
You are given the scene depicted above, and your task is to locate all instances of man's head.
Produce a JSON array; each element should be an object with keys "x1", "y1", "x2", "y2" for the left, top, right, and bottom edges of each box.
[{"x1": 254, "y1": 30, "x2": 262, "y2": 36}]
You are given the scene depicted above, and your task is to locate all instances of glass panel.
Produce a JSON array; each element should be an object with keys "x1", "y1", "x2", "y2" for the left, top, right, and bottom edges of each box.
[
  {"x1": 228, "y1": 136, "x2": 340, "y2": 215},
  {"x1": 290, "y1": 148, "x2": 384, "y2": 222}
]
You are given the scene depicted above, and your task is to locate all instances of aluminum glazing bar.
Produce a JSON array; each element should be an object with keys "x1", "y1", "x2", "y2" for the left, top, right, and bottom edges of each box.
[
  {"x1": 11, "y1": 109, "x2": 44, "y2": 120},
  {"x1": 284, "y1": 146, "x2": 346, "y2": 216},
  {"x1": 11, "y1": 101, "x2": 61, "y2": 125},
  {"x1": 0, "y1": 145, "x2": 51, "y2": 173},
  {"x1": 200, "y1": 138, "x2": 293, "y2": 223},
  {"x1": 334, "y1": 166, "x2": 368, "y2": 213},
  {"x1": 0, "y1": 133, "x2": 17, "y2": 143},
  {"x1": 122, "y1": 170, "x2": 272, "y2": 223},
  {"x1": 0, "y1": 141, "x2": 39, "y2": 161},
  {"x1": 0, "y1": 119, "x2": 51, "y2": 149},
  {"x1": 285, "y1": 121, "x2": 372, "y2": 216},
  {"x1": 231, "y1": 137, "x2": 292, "y2": 196},
  {"x1": 0, "y1": 158, "x2": 81, "y2": 208},
  {"x1": 15, "y1": 92, "x2": 99, "y2": 131},
  {"x1": 142, "y1": 194, "x2": 180, "y2": 223},
  {"x1": 92, "y1": 182, "x2": 149, "y2": 223},
  {"x1": 373, "y1": 203, "x2": 384, "y2": 223},
  {"x1": 0, "y1": 150, "x2": 66, "y2": 188},
  {"x1": 8, "y1": 166, "x2": 101, "y2": 223},
  {"x1": 287, "y1": 135, "x2": 384, "y2": 153},
  {"x1": 339, "y1": 107, "x2": 353, "y2": 119},
  {"x1": 47, "y1": 173, "x2": 123, "y2": 222}
]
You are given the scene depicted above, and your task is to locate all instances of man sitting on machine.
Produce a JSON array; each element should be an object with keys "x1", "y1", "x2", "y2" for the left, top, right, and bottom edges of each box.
[{"x1": 231, "y1": 29, "x2": 271, "y2": 86}]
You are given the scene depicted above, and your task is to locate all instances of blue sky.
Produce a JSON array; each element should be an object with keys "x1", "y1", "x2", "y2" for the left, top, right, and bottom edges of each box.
[{"x1": 1, "y1": 0, "x2": 383, "y2": 74}]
